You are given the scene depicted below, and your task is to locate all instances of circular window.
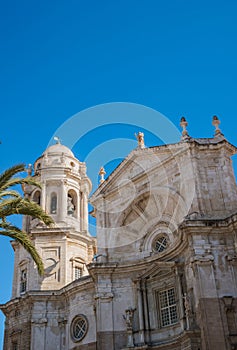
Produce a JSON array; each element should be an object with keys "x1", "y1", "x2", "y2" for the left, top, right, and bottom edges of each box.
[
  {"x1": 71, "y1": 315, "x2": 88, "y2": 342},
  {"x1": 153, "y1": 235, "x2": 168, "y2": 253}
]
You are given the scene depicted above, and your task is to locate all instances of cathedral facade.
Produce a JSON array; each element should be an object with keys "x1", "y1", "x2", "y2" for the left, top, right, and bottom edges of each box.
[{"x1": 1, "y1": 118, "x2": 237, "y2": 350}]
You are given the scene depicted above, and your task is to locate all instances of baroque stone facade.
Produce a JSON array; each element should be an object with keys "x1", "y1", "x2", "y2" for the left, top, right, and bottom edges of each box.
[{"x1": 1, "y1": 122, "x2": 237, "y2": 350}]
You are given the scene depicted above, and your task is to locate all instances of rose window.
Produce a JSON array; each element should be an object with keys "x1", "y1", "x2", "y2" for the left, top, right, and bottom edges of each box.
[
  {"x1": 154, "y1": 235, "x2": 168, "y2": 253},
  {"x1": 71, "y1": 315, "x2": 88, "y2": 342}
]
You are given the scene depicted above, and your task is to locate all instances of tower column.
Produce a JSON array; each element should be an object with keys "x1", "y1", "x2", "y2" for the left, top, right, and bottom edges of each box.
[
  {"x1": 76, "y1": 189, "x2": 80, "y2": 221},
  {"x1": 60, "y1": 180, "x2": 67, "y2": 221},
  {"x1": 41, "y1": 181, "x2": 46, "y2": 212},
  {"x1": 81, "y1": 191, "x2": 88, "y2": 231}
]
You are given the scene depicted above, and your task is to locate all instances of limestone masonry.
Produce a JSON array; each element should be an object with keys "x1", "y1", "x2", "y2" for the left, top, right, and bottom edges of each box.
[{"x1": 1, "y1": 117, "x2": 237, "y2": 350}]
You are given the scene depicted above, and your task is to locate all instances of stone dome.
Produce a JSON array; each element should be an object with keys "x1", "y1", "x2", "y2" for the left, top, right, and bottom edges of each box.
[{"x1": 43, "y1": 143, "x2": 75, "y2": 157}]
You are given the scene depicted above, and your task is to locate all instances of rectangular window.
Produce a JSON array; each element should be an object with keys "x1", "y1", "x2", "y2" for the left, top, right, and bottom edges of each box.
[
  {"x1": 159, "y1": 288, "x2": 178, "y2": 327},
  {"x1": 12, "y1": 342, "x2": 18, "y2": 350},
  {"x1": 20, "y1": 269, "x2": 27, "y2": 293},
  {"x1": 75, "y1": 267, "x2": 82, "y2": 280}
]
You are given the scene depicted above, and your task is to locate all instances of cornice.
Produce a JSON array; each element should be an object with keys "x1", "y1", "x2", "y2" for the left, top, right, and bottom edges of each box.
[
  {"x1": 0, "y1": 276, "x2": 95, "y2": 313},
  {"x1": 180, "y1": 211, "x2": 237, "y2": 230},
  {"x1": 91, "y1": 136, "x2": 237, "y2": 203}
]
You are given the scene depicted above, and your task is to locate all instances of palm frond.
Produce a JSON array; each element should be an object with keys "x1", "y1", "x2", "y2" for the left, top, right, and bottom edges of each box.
[
  {"x1": 0, "y1": 190, "x2": 21, "y2": 199},
  {"x1": 18, "y1": 199, "x2": 54, "y2": 226},
  {"x1": 0, "y1": 197, "x2": 23, "y2": 217},
  {"x1": 0, "y1": 222, "x2": 44, "y2": 275},
  {"x1": 0, "y1": 163, "x2": 55, "y2": 276},
  {"x1": 22, "y1": 177, "x2": 42, "y2": 189},
  {"x1": 0, "y1": 177, "x2": 42, "y2": 192},
  {"x1": 0, "y1": 164, "x2": 25, "y2": 190},
  {"x1": 0, "y1": 198, "x2": 54, "y2": 226}
]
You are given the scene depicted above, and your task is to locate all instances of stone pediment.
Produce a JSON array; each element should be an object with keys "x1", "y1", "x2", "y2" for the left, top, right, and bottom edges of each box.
[
  {"x1": 90, "y1": 143, "x2": 186, "y2": 203},
  {"x1": 138, "y1": 261, "x2": 176, "y2": 280},
  {"x1": 91, "y1": 136, "x2": 237, "y2": 205}
]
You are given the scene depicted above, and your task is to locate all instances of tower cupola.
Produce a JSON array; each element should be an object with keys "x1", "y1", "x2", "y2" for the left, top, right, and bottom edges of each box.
[
  {"x1": 14, "y1": 141, "x2": 96, "y2": 295},
  {"x1": 26, "y1": 141, "x2": 92, "y2": 233}
]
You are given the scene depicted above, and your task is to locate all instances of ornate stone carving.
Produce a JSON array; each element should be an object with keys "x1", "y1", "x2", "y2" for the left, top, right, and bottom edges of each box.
[
  {"x1": 190, "y1": 253, "x2": 214, "y2": 264},
  {"x1": 183, "y1": 293, "x2": 192, "y2": 330},
  {"x1": 123, "y1": 307, "x2": 136, "y2": 348},
  {"x1": 94, "y1": 292, "x2": 114, "y2": 301},
  {"x1": 135, "y1": 131, "x2": 145, "y2": 149},
  {"x1": 31, "y1": 318, "x2": 47, "y2": 325}
]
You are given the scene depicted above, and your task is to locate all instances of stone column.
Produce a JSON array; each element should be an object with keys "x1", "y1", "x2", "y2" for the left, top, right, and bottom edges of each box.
[
  {"x1": 227, "y1": 255, "x2": 237, "y2": 295},
  {"x1": 76, "y1": 189, "x2": 80, "y2": 220},
  {"x1": 175, "y1": 267, "x2": 185, "y2": 331},
  {"x1": 81, "y1": 191, "x2": 88, "y2": 231},
  {"x1": 137, "y1": 280, "x2": 145, "y2": 345},
  {"x1": 58, "y1": 317, "x2": 67, "y2": 350},
  {"x1": 142, "y1": 279, "x2": 150, "y2": 344},
  {"x1": 60, "y1": 180, "x2": 67, "y2": 221},
  {"x1": 41, "y1": 181, "x2": 46, "y2": 212},
  {"x1": 31, "y1": 318, "x2": 47, "y2": 350},
  {"x1": 80, "y1": 191, "x2": 83, "y2": 231},
  {"x1": 95, "y1": 291, "x2": 114, "y2": 350},
  {"x1": 194, "y1": 256, "x2": 227, "y2": 350}
]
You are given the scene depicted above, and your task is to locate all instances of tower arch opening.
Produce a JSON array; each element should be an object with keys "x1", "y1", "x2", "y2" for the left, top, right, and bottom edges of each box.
[
  {"x1": 67, "y1": 189, "x2": 77, "y2": 218},
  {"x1": 32, "y1": 190, "x2": 41, "y2": 205},
  {"x1": 50, "y1": 192, "x2": 57, "y2": 214}
]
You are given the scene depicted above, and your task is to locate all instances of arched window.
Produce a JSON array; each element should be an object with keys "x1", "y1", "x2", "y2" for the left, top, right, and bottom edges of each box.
[
  {"x1": 33, "y1": 190, "x2": 41, "y2": 205},
  {"x1": 19, "y1": 259, "x2": 29, "y2": 295},
  {"x1": 50, "y1": 193, "x2": 57, "y2": 214},
  {"x1": 20, "y1": 268, "x2": 27, "y2": 293},
  {"x1": 67, "y1": 190, "x2": 77, "y2": 217}
]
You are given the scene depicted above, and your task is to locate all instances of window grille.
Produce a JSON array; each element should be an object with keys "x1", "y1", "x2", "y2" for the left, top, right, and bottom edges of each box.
[
  {"x1": 71, "y1": 315, "x2": 88, "y2": 342},
  {"x1": 154, "y1": 236, "x2": 168, "y2": 253},
  {"x1": 159, "y1": 288, "x2": 178, "y2": 327},
  {"x1": 75, "y1": 267, "x2": 82, "y2": 280}
]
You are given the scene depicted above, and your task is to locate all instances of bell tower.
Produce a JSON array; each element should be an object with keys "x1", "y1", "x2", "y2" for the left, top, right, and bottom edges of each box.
[{"x1": 12, "y1": 141, "x2": 96, "y2": 297}]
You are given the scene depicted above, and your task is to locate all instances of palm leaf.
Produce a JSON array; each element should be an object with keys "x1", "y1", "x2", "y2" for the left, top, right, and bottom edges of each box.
[
  {"x1": 0, "y1": 164, "x2": 25, "y2": 190},
  {"x1": 0, "y1": 197, "x2": 23, "y2": 217},
  {"x1": 0, "y1": 163, "x2": 54, "y2": 276},
  {"x1": 0, "y1": 177, "x2": 42, "y2": 192},
  {"x1": 0, "y1": 222, "x2": 44, "y2": 275},
  {"x1": 0, "y1": 198, "x2": 53, "y2": 226},
  {"x1": 0, "y1": 190, "x2": 21, "y2": 199}
]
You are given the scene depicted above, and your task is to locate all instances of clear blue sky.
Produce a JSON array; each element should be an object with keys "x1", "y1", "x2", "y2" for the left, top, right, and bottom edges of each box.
[{"x1": 0, "y1": 0, "x2": 237, "y2": 347}]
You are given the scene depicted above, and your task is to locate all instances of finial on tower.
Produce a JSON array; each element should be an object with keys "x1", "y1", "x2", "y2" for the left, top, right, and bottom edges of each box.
[
  {"x1": 180, "y1": 117, "x2": 190, "y2": 140},
  {"x1": 26, "y1": 164, "x2": 32, "y2": 176},
  {"x1": 99, "y1": 166, "x2": 106, "y2": 184},
  {"x1": 135, "y1": 132, "x2": 145, "y2": 149},
  {"x1": 53, "y1": 136, "x2": 61, "y2": 144},
  {"x1": 212, "y1": 115, "x2": 222, "y2": 136}
]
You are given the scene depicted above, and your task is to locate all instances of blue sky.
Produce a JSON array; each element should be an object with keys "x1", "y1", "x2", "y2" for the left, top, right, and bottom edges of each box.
[{"x1": 0, "y1": 0, "x2": 237, "y2": 346}]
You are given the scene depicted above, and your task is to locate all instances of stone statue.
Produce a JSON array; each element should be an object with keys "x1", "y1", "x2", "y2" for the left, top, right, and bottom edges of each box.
[
  {"x1": 67, "y1": 196, "x2": 74, "y2": 215},
  {"x1": 26, "y1": 164, "x2": 32, "y2": 176},
  {"x1": 183, "y1": 293, "x2": 192, "y2": 329},
  {"x1": 124, "y1": 308, "x2": 134, "y2": 329},
  {"x1": 135, "y1": 132, "x2": 145, "y2": 149},
  {"x1": 123, "y1": 307, "x2": 136, "y2": 347}
]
